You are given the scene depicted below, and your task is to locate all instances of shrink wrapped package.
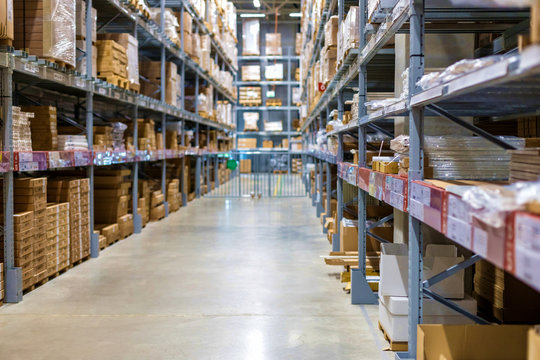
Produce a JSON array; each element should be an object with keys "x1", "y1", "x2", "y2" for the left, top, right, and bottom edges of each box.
[
  {"x1": 14, "y1": 0, "x2": 76, "y2": 67},
  {"x1": 243, "y1": 112, "x2": 259, "y2": 131},
  {"x1": 337, "y1": 6, "x2": 359, "y2": 63},
  {"x1": 265, "y1": 33, "x2": 282, "y2": 56},
  {"x1": 265, "y1": 63, "x2": 283, "y2": 80},
  {"x1": 241, "y1": 65, "x2": 261, "y2": 81},
  {"x1": 295, "y1": 33, "x2": 302, "y2": 55},
  {"x1": 0, "y1": 0, "x2": 13, "y2": 42},
  {"x1": 242, "y1": 19, "x2": 260, "y2": 55},
  {"x1": 149, "y1": 8, "x2": 180, "y2": 46},
  {"x1": 97, "y1": 33, "x2": 140, "y2": 89},
  {"x1": 325, "y1": 16, "x2": 339, "y2": 47}
]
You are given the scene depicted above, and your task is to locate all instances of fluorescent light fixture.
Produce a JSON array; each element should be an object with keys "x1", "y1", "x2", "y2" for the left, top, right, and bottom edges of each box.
[
  {"x1": 289, "y1": 12, "x2": 302, "y2": 17},
  {"x1": 240, "y1": 13, "x2": 265, "y2": 18},
  {"x1": 253, "y1": 0, "x2": 261, "y2": 8}
]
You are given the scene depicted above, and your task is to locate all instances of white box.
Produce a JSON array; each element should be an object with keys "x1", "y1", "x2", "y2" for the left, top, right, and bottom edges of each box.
[
  {"x1": 380, "y1": 243, "x2": 409, "y2": 297},
  {"x1": 265, "y1": 63, "x2": 284, "y2": 80},
  {"x1": 378, "y1": 295, "x2": 477, "y2": 342}
]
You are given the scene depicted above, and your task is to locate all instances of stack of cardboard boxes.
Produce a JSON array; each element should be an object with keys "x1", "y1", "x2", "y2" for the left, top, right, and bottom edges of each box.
[
  {"x1": 22, "y1": 106, "x2": 58, "y2": 151},
  {"x1": 127, "y1": 119, "x2": 157, "y2": 151},
  {"x1": 94, "y1": 169, "x2": 130, "y2": 246},
  {"x1": 138, "y1": 180, "x2": 151, "y2": 226},
  {"x1": 322, "y1": 16, "x2": 338, "y2": 84},
  {"x1": 167, "y1": 180, "x2": 181, "y2": 213},
  {"x1": 13, "y1": 211, "x2": 35, "y2": 290},
  {"x1": 150, "y1": 190, "x2": 166, "y2": 221},
  {"x1": 12, "y1": 106, "x2": 33, "y2": 151},
  {"x1": 46, "y1": 202, "x2": 70, "y2": 276},
  {"x1": 14, "y1": 178, "x2": 49, "y2": 288},
  {"x1": 0, "y1": 264, "x2": 3, "y2": 302},
  {"x1": 177, "y1": 11, "x2": 192, "y2": 56},
  {"x1": 97, "y1": 33, "x2": 140, "y2": 92},
  {"x1": 14, "y1": 0, "x2": 77, "y2": 68},
  {"x1": 117, "y1": 214, "x2": 134, "y2": 239},
  {"x1": 96, "y1": 40, "x2": 129, "y2": 88},
  {"x1": 140, "y1": 61, "x2": 178, "y2": 106},
  {"x1": 47, "y1": 178, "x2": 91, "y2": 264}
]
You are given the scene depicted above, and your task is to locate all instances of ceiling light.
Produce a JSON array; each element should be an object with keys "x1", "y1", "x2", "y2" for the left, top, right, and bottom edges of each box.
[
  {"x1": 240, "y1": 13, "x2": 266, "y2": 18},
  {"x1": 289, "y1": 12, "x2": 302, "y2": 17},
  {"x1": 253, "y1": 0, "x2": 261, "y2": 8}
]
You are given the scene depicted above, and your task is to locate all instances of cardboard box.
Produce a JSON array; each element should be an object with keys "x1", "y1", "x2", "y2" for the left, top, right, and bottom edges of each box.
[
  {"x1": 150, "y1": 204, "x2": 165, "y2": 221},
  {"x1": 0, "y1": 0, "x2": 14, "y2": 41},
  {"x1": 117, "y1": 214, "x2": 134, "y2": 239},
  {"x1": 339, "y1": 219, "x2": 358, "y2": 252},
  {"x1": 417, "y1": 324, "x2": 530, "y2": 360},
  {"x1": 379, "y1": 295, "x2": 477, "y2": 342},
  {"x1": 424, "y1": 245, "x2": 464, "y2": 299},
  {"x1": 242, "y1": 19, "x2": 259, "y2": 55},
  {"x1": 265, "y1": 33, "x2": 281, "y2": 56},
  {"x1": 325, "y1": 16, "x2": 339, "y2": 47},
  {"x1": 379, "y1": 243, "x2": 409, "y2": 297},
  {"x1": 238, "y1": 138, "x2": 257, "y2": 149},
  {"x1": 529, "y1": 327, "x2": 540, "y2": 360}
]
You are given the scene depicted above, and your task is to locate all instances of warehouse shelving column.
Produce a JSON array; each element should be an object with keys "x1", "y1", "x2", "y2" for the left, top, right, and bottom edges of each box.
[
  {"x1": 160, "y1": 0, "x2": 169, "y2": 217},
  {"x1": 2, "y1": 59, "x2": 21, "y2": 302},
  {"x1": 132, "y1": 20, "x2": 143, "y2": 234},
  {"x1": 351, "y1": 0, "x2": 378, "y2": 306},
  {"x1": 86, "y1": 0, "x2": 99, "y2": 258},
  {"x1": 179, "y1": 2, "x2": 188, "y2": 207}
]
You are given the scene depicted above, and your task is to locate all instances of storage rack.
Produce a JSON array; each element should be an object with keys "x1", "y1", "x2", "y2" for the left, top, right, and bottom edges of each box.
[
  {"x1": 300, "y1": 1, "x2": 538, "y2": 359},
  {"x1": 235, "y1": 21, "x2": 301, "y2": 166},
  {"x1": 1, "y1": 0, "x2": 238, "y2": 303}
]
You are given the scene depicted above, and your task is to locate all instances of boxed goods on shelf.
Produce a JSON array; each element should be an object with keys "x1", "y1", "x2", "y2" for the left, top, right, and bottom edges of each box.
[
  {"x1": 265, "y1": 63, "x2": 284, "y2": 80},
  {"x1": 94, "y1": 169, "x2": 131, "y2": 225},
  {"x1": 97, "y1": 33, "x2": 140, "y2": 92},
  {"x1": 46, "y1": 202, "x2": 70, "y2": 276},
  {"x1": 12, "y1": 106, "x2": 33, "y2": 151},
  {"x1": 337, "y1": 6, "x2": 359, "y2": 66},
  {"x1": 242, "y1": 65, "x2": 261, "y2": 81},
  {"x1": 149, "y1": 8, "x2": 180, "y2": 47},
  {"x1": 242, "y1": 19, "x2": 260, "y2": 56},
  {"x1": 0, "y1": 0, "x2": 13, "y2": 43},
  {"x1": 295, "y1": 33, "x2": 302, "y2": 55},
  {"x1": 57, "y1": 135, "x2": 89, "y2": 151},
  {"x1": 238, "y1": 138, "x2": 257, "y2": 149},
  {"x1": 474, "y1": 260, "x2": 540, "y2": 323},
  {"x1": 21, "y1": 106, "x2": 57, "y2": 151},
  {"x1": 239, "y1": 87, "x2": 262, "y2": 106},
  {"x1": 96, "y1": 223, "x2": 120, "y2": 246},
  {"x1": 325, "y1": 16, "x2": 339, "y2": 47},
  {"x1": 322, "y1": 46, "x2": 337, "y2": 84},
  {"x1": 12, "y1": 211, "x2": 35, "y2": 289},
  {"x1": 167, "y1": 179, "x2": 181, "y2": 213},
  {"x1": 265, "y1": 33, "x2": 281, "y2": 56},
  {"x1": 262, "y1": 140, "x2": 273, "y2": 148},
  {"x1": 240, "y1": 159, "x2": 252, "y2": 173},
  {"x1": 264, "y1": 121, "x2": 282, "y2": 132},
  {"x1": 117, "y1": 214, "x2": 133, "y2": 239},
  {"x1": 150, "y1": 190, "x2": 166, "y2": 221},
  {"x1": 14, "y1": 0, "x2": 77, "y2": 68},
  {"x1": 96, "y1": 40, "x2": 128, "y2": 88},
  {"x1": 417, "y1": 324, "x2": 531, "y2": 360},
  {"x1": 75, "y1": 1, "x2": 96, "y2": 42}
]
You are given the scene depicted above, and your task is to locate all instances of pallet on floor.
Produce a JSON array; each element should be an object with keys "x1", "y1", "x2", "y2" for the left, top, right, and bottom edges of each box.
[
  {"x1": 378, "y1": 321, "x2": 408, "y2": 352},
  {"x1": 70, "y1": 254, "x2": 91, "y2": 268}
]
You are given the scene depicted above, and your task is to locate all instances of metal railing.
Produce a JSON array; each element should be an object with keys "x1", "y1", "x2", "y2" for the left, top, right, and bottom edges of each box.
[{"x1": 207, "y1": 151, "x2": 306, "y2": 198}]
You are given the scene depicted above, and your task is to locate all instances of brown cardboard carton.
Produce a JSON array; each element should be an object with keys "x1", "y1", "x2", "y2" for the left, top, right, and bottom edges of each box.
[
  {"x1": 529, "y1": 327, "x2": 540, "y2": 360},
  {"x1": 339, "y1": 219, "x2": 358, "y2": 252},
  {"x1": 0, "y1": 0, "x2": 14, "y2": 41},
  {"x1": 417, "y1": 324, "x2": 530, "y2": 360}
]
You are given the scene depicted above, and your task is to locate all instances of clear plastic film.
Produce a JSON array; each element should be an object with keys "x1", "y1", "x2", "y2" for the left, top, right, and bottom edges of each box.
[
  {"x1": 45, "y1": 0, "x2": 76, "y2": 67},
  {"x1": 390, "y1": 134, "x2": 410, "y2": 153},
  {"x1": 112, "y1": 122, "x2": 127, "y2": 151},
  {"x1": 243, "y1": 112, "x2": 259, "y2": 131},
  {"x1": 462, "y1": 184, "x2": 523, "y2": 228},
  {"x1": 149, "y1": 8, "x2": 180, "y2": 46},
  {"x1": 242, "y1": 19, "x2": 260, "y2": 56}
]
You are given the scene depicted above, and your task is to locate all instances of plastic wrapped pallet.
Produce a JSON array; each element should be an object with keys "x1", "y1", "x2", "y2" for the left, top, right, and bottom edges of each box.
[
  {"x1": 149, "y1": 8, "x2": 180, "y2": 46},
  {"x1": 241, "y1": 65, "x2": 261, "y2": 81},
  {"x1": 75, "y1": 1, "x2": 96, "y2": 42},
  {"x1": 14, "y1": 0, "x2": 77, "y2": 67},
  {"x1": 322, "y1": 46, "x2": 337, "y2": 83},
  {"x1": 243, "y1": 112, "x2": 259, "y2": 131},
  {"x1": 0, "y1": 0, "x2": 14, "y2": 43},
  {"x1": 325, "y1": 16, "x2": 339, "y2": 47},
  {"x1": 338, "y1": 6, "x2": 359, "y2": 64},
  {"x1": 295, "y1": 33, "x2": 302, "y2": 55},
  {"x1": 97, "y1": 33, "x2": 140, "y2": 91},
  {"x1": 242, "y1": 19, "x2": 260, "y2": 56},
  {"x1": 265, "y1": 63, "x2": 284, "y2": 80},
  {"x1": 265, "y1": 33, "x2": 282, "y2": 56}
]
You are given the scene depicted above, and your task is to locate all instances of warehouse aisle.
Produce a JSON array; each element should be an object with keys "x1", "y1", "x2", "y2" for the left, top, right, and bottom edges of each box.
[{"x1": 0, "y1": 198, "x2": 390, "y2": 360}]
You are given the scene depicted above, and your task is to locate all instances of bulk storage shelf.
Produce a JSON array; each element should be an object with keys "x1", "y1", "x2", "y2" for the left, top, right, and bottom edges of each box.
[
  {"x1": 301, "y1": 1, "x2": 536, "y2": 359},
  {"x1": 237, "y1": 56, "x2": 301, "y2": 61},
  {"x1": 239, "y1": 106, "x2": 301, "y2": 111},
  {"x1": 94, "y1": 0, "x2": 237, "y2": 102},
  {"x1": 236, "y1": 132, "x2": 301, "y2": 136},
  {"x1": 236, "y1": 81, "x2": 300, "y2": 86},
  {"x1": 1, "y1": 53, "x2": 234, "y2": 132},
  {"x1": 300, "y1": 0, "x2": 338, "y2": 99}
]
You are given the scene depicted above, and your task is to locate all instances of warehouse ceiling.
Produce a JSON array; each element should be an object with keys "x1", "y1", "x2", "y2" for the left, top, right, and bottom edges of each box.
[{"x1": 232, "y1": 0, "x2": 301, "y2": 16}]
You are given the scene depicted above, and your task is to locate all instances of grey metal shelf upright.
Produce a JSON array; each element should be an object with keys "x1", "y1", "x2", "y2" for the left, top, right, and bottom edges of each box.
[
  {"x1": 1, "y1": 0, "x2": 237, "y2": 303},
  {"x1": 300, "y1": 1, "x2": 536, "y2": 359}
]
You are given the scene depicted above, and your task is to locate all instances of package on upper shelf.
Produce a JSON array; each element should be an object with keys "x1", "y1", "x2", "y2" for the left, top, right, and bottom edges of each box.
[
  {"x1": 265, "y1": 33, "x2": 282, "y2": 56},
  {"x1": 57, "y1": 135, "x2": 88, "y2": 150},
  {"x1": 242, "y1": 65, "x2": 261, "y2": 81},
  {"x1": 295, "y1": 33, "x2": 302, "y2": 55},
  {"x1": 242, "y1": 19, "x2": 260, "y2": 56},
  {"x1": 96, "y1": 40, "x2": 128, "y2": 85},
  {"x1": 75, "y1": 1, "x2": 96, "y2": 42},
  {"x1": 97, "y1": 33, "x2": 140, "y2": 91},
  {"x1": 325, "y1": 16, "x2": 339, "y2": 48},
  {"x1": 337, "y1": 6, "x2": 359, "y2": 65},
  {"x1": 322, "y1": 46, "x2": 337, "y2": 83},
  {"x1": 239, "y1": 87, "x2": 262, "y2": 106},
  {"x1": 264, "y1": 121, "x2": 282, "y2": 132},
  {"x1": 12, "y1": 106, "x2": 33, "y2": 151},
  {"x1": 265, "y1": 63, "x2": 284, "y2": 80},
  {"x1": 149, "y1": 8, "x2": 180, "y2": 47},
  {"x1": 243, "y1": 112, "x2": 259, "y2": 132},
  {"x1": 14, "y1": 0, "x2": 77, "y2": 68},
  {"x1": 140, "y1": 61, "x2": 178, "y2": 106},
  {"x1": 292, "y1": 87, "x2": 302, "y2": 105},
  {"x1": 0, "y1": 0, "x2": 13, "y2": 42}
]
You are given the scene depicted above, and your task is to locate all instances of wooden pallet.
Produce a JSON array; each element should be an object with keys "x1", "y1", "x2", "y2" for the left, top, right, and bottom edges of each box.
[
  {"x1": 99, "y1": 75, "x2": 129, "y2": 90},
  {"x1": 70, "y1": 254, "x2": 91, "y2": 268},
  {"x1": 44, "y1": 57, "x2": 75, "y2": 71},
  {"x1": 130, "y1": 82, "x2": 141, "y2": 93},
  {"x1": 273, "y1": 170, "x2": 287, "y2": 174},
  {"x1": 239, "y1": 101, "x2": 262, "y2": 107},
  {"x1": 0, "y1": 38, "x2": 13, "y2": 46},
  {"x1": 266, "y1": 99, "x2": 283, "y2": 107},
  {"x1": 378, "y1": 321, "x2": 408, "y2": 352}
]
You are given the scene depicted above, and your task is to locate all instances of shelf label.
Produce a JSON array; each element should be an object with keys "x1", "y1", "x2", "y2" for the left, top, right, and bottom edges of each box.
[
  {"x1": 98, "y1": 87, "x2": 107, "y2": 95},
  {"x1": 447, "y1": 216, "x2": 472, "y2": 249},
  {"x1": 114, "y1": 92, "x2": 121, "y2": 100},
  {"x1": 409, "y1": 199, "x2": 424, "y2": 221},
  {"x1": 472, "y1": 227, "x2": 488, "y2": 258},
  {"x1": 388, "y1": 192, "x2": 404, "y2": 211},
  {"x1": 53, "y1": 73, "x2": 65, "y2": 82},
  {"x1": 24, "y1": 62, "x2": 38, "y2": 74},
  {"x1": 75, "y1": 77, "x2": 85, "y2": 88},
  {"x1": 513, "y1": 214, "x2": 540, "y2": 291}
]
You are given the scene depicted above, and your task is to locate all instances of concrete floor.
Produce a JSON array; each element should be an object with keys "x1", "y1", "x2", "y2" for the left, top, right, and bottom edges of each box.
[{"x1": 0, "y1": 197, "x2": 391, "y2": 360}]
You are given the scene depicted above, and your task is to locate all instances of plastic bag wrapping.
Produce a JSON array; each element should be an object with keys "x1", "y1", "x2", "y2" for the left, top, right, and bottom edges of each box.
[
  {"x1": 390, "y1": 135, "x2": 410, "y2": 153},
  {"x1": 417, "y1": 56, "x2": 506, "y2": 90},
  {"x1": 44, "y1": 0, "x2": 76, "y2": 67},
  {"x1": 57, "y1": 135, "x2": 88, "y2": 150},
  {"x1": 364, "y1": 68, "x2": 408, "y2": 110},
  {"x1": 450, "y1": 0, "x2": 529, "y2": 7},
  {"x1": 514, "y1": 180, "x2": 540, "y2": 206},
  {"x1": 243, "y1": 112, "x2": 259, "y2": 131},
  {"x1": 137, "y1": 0, "x2": 151, "y2": 15},
  {"x1": 462, "y1": 185, "x2": 523, "y2": 228},
  {"x1": 111, "y1": 122, "x2": 127, "y2": 151},
  {"x1": 338, "y1": 6, "x2": 359, "y2": 61},
  {"x1": 242, "y1": 65, "x2": 261, "y2": 81},
  {"x1": 242, "y1": 19, "x2": 260, "y2": 56},
  {"x1": 265, "y1": 63, "x2": 284, "y2": 80},
  {"x1": 149, "y1": 8, "x2": 180, "y2": 45}
]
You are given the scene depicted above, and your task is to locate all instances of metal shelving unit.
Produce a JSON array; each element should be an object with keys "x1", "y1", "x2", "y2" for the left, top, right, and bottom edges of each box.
[
  {"x1": 300, "y1": 1, "x2": 537, "y2": 359},
  {"x1": 1, "y1": 0, "x2": 237, "y2": 303}
]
